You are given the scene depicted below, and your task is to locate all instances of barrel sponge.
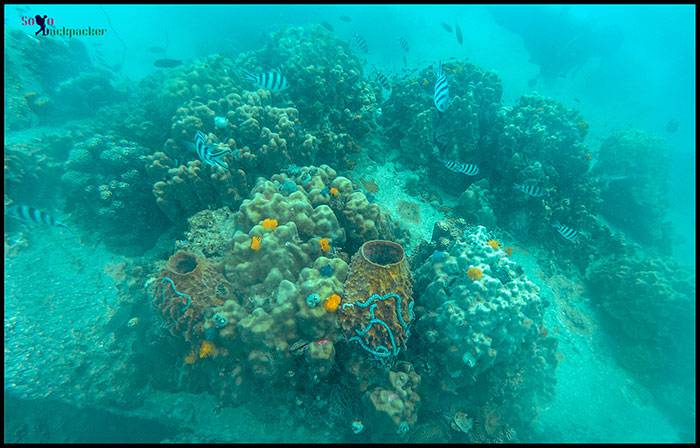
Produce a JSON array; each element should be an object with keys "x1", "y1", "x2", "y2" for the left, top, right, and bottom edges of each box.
[{"x1": 152, "y1": 250, "x2": 234, "y2": 343}]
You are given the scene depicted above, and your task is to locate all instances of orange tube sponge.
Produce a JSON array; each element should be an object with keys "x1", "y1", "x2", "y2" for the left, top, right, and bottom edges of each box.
[
  {"x1": 251, "y1": 235, "x2": 262, "y2": 251},
  {"x1": 199, "y1": 340, "x2": 216, "y2": 359},
  {"x1": 467, "y1": 266, "x2": 483, "y2": 281},
  {"x1": 319, "y1": 238, "x2": 332, "y2": 253},
  {"x1": 261, "y1": 218, "x2": 278, "y2": 230},
  {"x1": 324, "y1": 293, "x2": 342, "y2": 312}
]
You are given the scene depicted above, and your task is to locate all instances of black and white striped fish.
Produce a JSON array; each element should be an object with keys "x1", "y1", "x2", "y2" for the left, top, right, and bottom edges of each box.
[
  {"x1": 242, "y1": 70, "x2": 288, "y2": 92},
  {"x1": 375, "y1": 72, "x2": 391, "y2": 91},
  {"x1": 7, "y1": 205, "x2": 72, "y2": 232},
  {"x1": 513, "y1": 183, "x2": 546, "y2": 198},
  {"x1": 440, "y1": 159, "x2": 479, "y2": 176},
  {"x1": 354, "y1": 34, "x2": 368, "y2": 53},
  {"x1": 398, "y1": 37, "x2": 409, "y2": 52},
  {"x1": 194, "y1": 131, "x2": 230, "y2": 169},
  {"x1": 434, "y1": 61, "x2": 449, "y2": 113},
  {"x1": 553, "y1": 222, "x2": 579, "y2": 242}
]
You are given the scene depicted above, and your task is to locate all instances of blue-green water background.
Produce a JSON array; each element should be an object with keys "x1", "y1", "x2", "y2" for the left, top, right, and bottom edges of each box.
[{"x1": 4, "y1": 4, "x2": 696, "y2": 443}]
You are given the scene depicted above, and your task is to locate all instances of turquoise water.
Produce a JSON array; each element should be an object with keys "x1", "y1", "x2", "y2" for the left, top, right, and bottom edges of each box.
[{"x1": 4, "y1": 4, "x2": 695, "y2": 443}]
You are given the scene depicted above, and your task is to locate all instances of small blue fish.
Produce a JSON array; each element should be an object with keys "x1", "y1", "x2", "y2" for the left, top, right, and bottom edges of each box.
[
  {"x1": 320, "y1": 186, "x2": 330, "y2": 197},
  {"x1": 513, "y1": 183, "x2": 546, "y2": 198},
  {"x1": 434, "y1": 61, "x2": 449, "y2": 112},
  {"x1": 242, "y1": 69, "x2": 288, "y2": 92},
  {"x1": 440, "y1": 159, "x2": 479, "y2": 176},
  {"x1": 553, "y1": 222, "x2": 579, "y2": 242},
  {"x1": 7, "y1": 205, "x2": 72, "y2": 232}
]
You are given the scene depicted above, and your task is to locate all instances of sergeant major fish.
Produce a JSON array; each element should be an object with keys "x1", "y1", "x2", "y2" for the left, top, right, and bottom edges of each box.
[
  {"x1": 242, "y1": 69, "x2": 288, "y2": 92},
  {"x1": 375, "y1": 72, "x2": 392, "y2": 101},
  {"x1": 513, "y1": 183, "x2": 546, "y2": 198},
  {"x1": 7, "y1": 205, "x2": 72, "y2": 232},
  {"x1": 375, "y1": 72, "x2": 391, "y2": 91},
  {"x1": 398, "y1": 37, "x2": 409, "y2": 52},
  {"x1": 193, "y1": 131, "x2": 231, "y2": 169},
  {"x1": 434, "y1": 61, "x2": 450, "y2": 112},
  {"x1": 440, "y1": 159, "x2": 479, "y2": 176},
  {"x1": 553, "y1": 222, "x2": 579, "y2": 242},
  {"x1": 353, "y1": 33, "x2": 368, "y2": 53}
]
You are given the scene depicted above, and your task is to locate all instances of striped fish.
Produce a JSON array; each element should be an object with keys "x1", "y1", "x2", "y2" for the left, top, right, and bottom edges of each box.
[
  {"x1": 434, "y1": 61, "x2": 449, "y2": 112},
  {"x1": 242, "y1": 70, "x2": 288, "y2": 92},
  {"x1": 194, "y1": 131, "x2": 230, "y2": 169},
  {"x1": 375, "y1": 72, "x2": 391, "y2": 91},
  {"x1": 553, "y1": 222, "x2": 579, "y2": 242},
  {"x1": 354, "y1": 34, "x2": 368, "y2": 53},
  {"x1": 7, "y1": 205, "x2": 72, "y2": 232},
  {"x1": 513, "y1": 183, "x2": 546, "y2": 197},
  {"x1": 440, "y1": 159, "x2": 479, "y2": 176},
  {"x1": 398, "y1": 37, "x2": 409, "y2": 52}
]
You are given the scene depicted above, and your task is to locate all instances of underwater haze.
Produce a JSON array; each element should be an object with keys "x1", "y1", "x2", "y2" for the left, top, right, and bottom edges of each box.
[{"x1": 4, "y1": 3, "x2": 696, "y2": 443}]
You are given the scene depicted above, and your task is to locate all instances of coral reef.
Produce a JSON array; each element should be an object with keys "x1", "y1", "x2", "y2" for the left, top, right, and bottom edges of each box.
[
  {"x1": 382, "y1": 60, "x2": 503, "y2": 186},
  {"x1": 364, "y1": 361, "x2": 422, "y2": 437},
  {"x1": 179, "y1": 207, "x2": 238, "y2": 258},
  {"x1": 411, "y1": 225, "x2": 558, "y2": 441},
  {"x1": 591, "y1": 129, "x2": 672, "y2": 252},
  {"x1": 4, "y1": 141, "x2": 63, "y2": 206},
  {"x1": 234, "y1": 26, "x2": 378, "y2": 169},
  {"x1": 146, "y1": 151, "x2": 249, "y2": 225},
  {"x1": 456, "y1": 178, "x2": 497, "y2": 228},
  {"x1": 584, "y1": 247, "x2": 695, "y2": 383},
  {"x1": 61, "y1": 133, "x2": 170, "y2": 251}
]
